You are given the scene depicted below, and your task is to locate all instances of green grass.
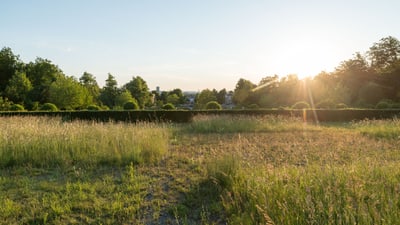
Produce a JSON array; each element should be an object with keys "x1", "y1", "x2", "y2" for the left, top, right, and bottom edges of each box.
[
  {"x1": 1, "y1": 115, "x2": 400, "y2": 224},
  {"x1": 351, "y1": 118, "x2": 400, "y2": 139},
  {"x1": 184, "y1": 114, "x2": 320, "y2": 134}
]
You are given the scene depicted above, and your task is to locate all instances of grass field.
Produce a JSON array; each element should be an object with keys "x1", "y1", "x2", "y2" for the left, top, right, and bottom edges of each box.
[{"x1": 1, "y1": 115, "x2": 400, "y2": 224}]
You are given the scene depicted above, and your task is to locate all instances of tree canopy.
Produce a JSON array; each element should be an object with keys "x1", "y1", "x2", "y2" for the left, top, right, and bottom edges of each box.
[{"x1": 1, "y1": 36, "x2": 400, "y2": 111}]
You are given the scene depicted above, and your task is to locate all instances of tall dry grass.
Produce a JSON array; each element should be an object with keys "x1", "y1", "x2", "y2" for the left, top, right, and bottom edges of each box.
[{"x1": 0, "y1": 117, "x2": 169, "y2": 168}]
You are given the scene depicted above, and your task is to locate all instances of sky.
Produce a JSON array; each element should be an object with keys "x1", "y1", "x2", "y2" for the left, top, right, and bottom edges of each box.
[{"x1": 1, "y1": 0, "x2": 400, "y2": 91}]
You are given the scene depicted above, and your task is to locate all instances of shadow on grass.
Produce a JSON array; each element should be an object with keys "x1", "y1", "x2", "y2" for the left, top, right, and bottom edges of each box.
[{"x1": 170, "y1": 178, "x2": 227, "y2": 225}]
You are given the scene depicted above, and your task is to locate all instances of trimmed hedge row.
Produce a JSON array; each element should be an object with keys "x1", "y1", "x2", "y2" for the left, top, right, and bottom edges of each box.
[
  {"x1": 1, "y1": 109, "x2": 400, "y2": 123},
  {"x1": 0, "y1": 110, "x2": 193, "y2": 123},
  {"x1": 193, "y1": 109, "x2": 400, "y2": 122}
]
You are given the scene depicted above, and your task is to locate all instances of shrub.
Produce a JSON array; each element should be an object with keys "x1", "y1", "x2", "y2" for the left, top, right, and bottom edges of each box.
[
  {"x1": 9, "y1": 104, "x2": 25, "y2": 111},
  {"x1": 316, "y1": 99, "x2": 335, "y2": 109},
  {"x1": 291, "y1": 101, "x2": 310, "y2": 109},
  {"x1": 375, "y1": 101, "x2": 390, "y2": 109},
  {"x1": 246, "y1": 103, "x2": 259, "y2": 109},
  {"x1": 123, "y1": 101, "x2": 139, "y2": 110},
  {"x1": 87, "y1": 105, "x2": 101, "y2": 111},
  {"x1": 162, "y1": 103, "x2": 176, "y2": 110},
  {"x1": 0, "y1": 97, "x2": 12, "y2": 111},
  {"x1": 205, "y1": 101, "x2": 222, "y2": 110},
  {"x1": 40, "y1": 103, "x2": 58, "y2": 111},
  {"x1": 391, "y1": 103, "x2": 400, "y2": 109},
  {"x1": 336, "y1": 103, "x2": 348, "y2": 109}
]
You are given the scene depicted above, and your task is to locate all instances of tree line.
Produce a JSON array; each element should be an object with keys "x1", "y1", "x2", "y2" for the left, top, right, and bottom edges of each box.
[
  {"x1": 232, "y1": 36, "x2": 400, "y2": 109},
  {"x1": 0, "y1": 36, "x2": 399, "y2": 111}
]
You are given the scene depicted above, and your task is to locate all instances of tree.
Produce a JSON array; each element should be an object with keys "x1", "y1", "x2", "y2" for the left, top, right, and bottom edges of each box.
[
  {"x1": 79, "y1": 72, "x2": 100, "y2": 104},
  {"x1": 254, "y1": 75, "x2": 279, "y2": 107},
  {"x1": 115, "y1": 90, "x2": 136, "y2": 107},
  {"x1": 334, "y1": 53, "x2": 374, "y2": 104},
  {"x1": 25, "y1": 57, "x2": 64, "y2": 103},
  {"x1": 232, "y1": 78, "x2": 256, "y2": 106},
  {"x1": 194, "y1": 89, "x2": 217, "y2": 109},
  {"x1": 0, "y1": 47, "x2": 23, "y2": 93},
  {"x1": 4, "y1": 72, "x2": 32, "y2": 104},
  {"x1": 99, "y1": 73, "x2": 119, "y2": 108},
  {"x1": 368, "y1": 36, "x2": 400, "y2": 72},
  {"x1": 124, "y1": 76, "x2": 151, "y2": 109},
  {"x1": 166, "y1": 94, "x2": 180, "y2": 105},
  {"x1": 216, "y1": 88, "x2": 227, "y2": 104},
  {"x1": 168, "y1": 88, "x2": 186, "y2": 104},
  {"x1": 48, "y1": 75, "x2": 89, "y2": 110}
]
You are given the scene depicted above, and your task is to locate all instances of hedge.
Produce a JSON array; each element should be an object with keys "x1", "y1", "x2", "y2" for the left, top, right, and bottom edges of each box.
[
  {"x1": 1, "y1": 109, "x2": 400, "y2": 123},
  {"x1": 0, "y1": 110, "x2": 193, "y2": 123}
]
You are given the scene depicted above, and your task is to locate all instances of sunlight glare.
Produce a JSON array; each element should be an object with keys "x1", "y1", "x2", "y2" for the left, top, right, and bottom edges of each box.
[{"x1": 272, "y1": 36, "x2": 340, "y2": 79}]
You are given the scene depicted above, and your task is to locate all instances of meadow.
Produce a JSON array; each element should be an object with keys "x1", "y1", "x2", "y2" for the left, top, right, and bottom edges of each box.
[{"x1": 1, "y1": 115, "x2": 400, "y2": 224}]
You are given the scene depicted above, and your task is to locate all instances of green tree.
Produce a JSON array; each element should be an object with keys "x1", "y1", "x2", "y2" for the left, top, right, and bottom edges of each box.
[
  {"x1": 254, "y1": 75, "x2": 279, "y2": 107},
  {"x1": 25, "y1": 57, "x2": 64, "y2": 103},
  {"x1": 99, "y1": 73, "x2": 119, "y2": 108},
  {"x1": 115, "y1": 90, "x2": 136, "y2": 107},
  {"x1": 334, "y1": 53, "x2": 374, "y2": 104},
  {"x1": 169, "y1": 88, "x2": 186, "y2": 104},
  {"x1": 166, "y1": 94, "x2": 180, "y2": 105},
  {"x1": 4, "y1": 72, "x2": 32, "y2": 104},
  {"x1": 79, "y1": 72, "x2": 100, "y2": 104},
  {"x1": 48, "y1": 75, "x2": 89, "y2": 110},
  {"x1": 124, "y1": 76, "x2": 151, "y2": 109},
  {"x1": 216, "y1": 88, "x2": 227, "y2": 104},
  {"x1": 358, "y1": 82, "x2": 387, "y2": 105},
  {"x1": 368, "y1": 36, "x2": 400, "y2": 72},
  {"x1": 194, "y1": 89, "x2": 217, "y2": 109},
  {"x1": 0, "y1": 47, "x2": 23, "y2": 93},
  {"x1": 232, "y1": 78, "x2": 256, "y2": 106}
]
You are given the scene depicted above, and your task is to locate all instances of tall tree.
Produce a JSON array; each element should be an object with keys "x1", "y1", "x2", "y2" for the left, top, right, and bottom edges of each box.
[
  {"x1": 79, "y1": 72, "x2": 100, "y2": 104},
  {"x1": 4, "y1": 72, "x2": 32, "y2": 104},
  {"x1": 216, "y1": 88, "x2": 227, "y2": 104},
  {"x1": 25, "y1": 57, "x2": 64, "y2": 103},
  {"x1": 232, "y1": 78, "x2": 256, "y2": 106},
  {"x1": 194, "y1": 89, "x2": 217, "y2": 109},
  {"x1": 123, "y1": 76, "x2": 151, "y2": 109},
  {"x1": 115, "y1": 90, "x2": 136, "y2": 107},
  {"x1": 99, "y1": 73, "x2": 119, "y2": 108},
  {"x1": 368, "y1": 36, "x2": 400, "y2": 73},
  {"x1": 334, "y1": 53, "x2": 374, "y2": 104},
  {"x1": 168, "y1": 88, "x2": 186, "y2": 104},
  {"x1": 48, "y1": 75, "x2": 89, "y2": 110},
  {"x1": 0, "y1": 47, "x2": 23, "y2": 93}
]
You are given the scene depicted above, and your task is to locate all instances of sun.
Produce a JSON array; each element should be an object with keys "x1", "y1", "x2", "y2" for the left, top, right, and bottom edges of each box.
[{"x1": 271, "y1": 36, "x2": 340, "y2": 80}]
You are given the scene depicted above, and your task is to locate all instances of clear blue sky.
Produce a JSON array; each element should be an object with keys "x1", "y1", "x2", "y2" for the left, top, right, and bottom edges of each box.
[{"x1": 1, "y1": 0, "x2": 399, "y2": 91}]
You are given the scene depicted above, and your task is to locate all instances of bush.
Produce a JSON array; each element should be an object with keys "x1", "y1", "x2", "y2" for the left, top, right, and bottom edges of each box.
[
  {"x1": 246, "y1": 103, "x2": 259, "y2": 109},
  {"x1": 10, "y1": 104, "x2": 25, "y2": 111},
  {"x1": 316, "y1": 99, "x2": 335, "y2": 109},
  {"x1": 291, "y1": 101, "x2": 310, "y2": 109},
  {"x1": 336, "y1": 103, "x2": 348, "y2": 109},
  {"x1": 87, "y1": 105, "x2": 101, "y2": 111},
  {"x1": 205, "y1": 101, "x2": 222, "y2": 110},
  {"x1": 162, "y1": 103, "x2": 176, "y2": 110},
  {"x1": 123, "y1": 101, "x2": 139, "y2": 110},
  {"x1": 391, "y1": 103, "x2": 400, "y2": 109},
  {"x1": 376, "y1": 101, "x2": 391, "y2": 109},
  {"x1": 40, "y1": 103, "x2": 58, "y2": 111}
]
